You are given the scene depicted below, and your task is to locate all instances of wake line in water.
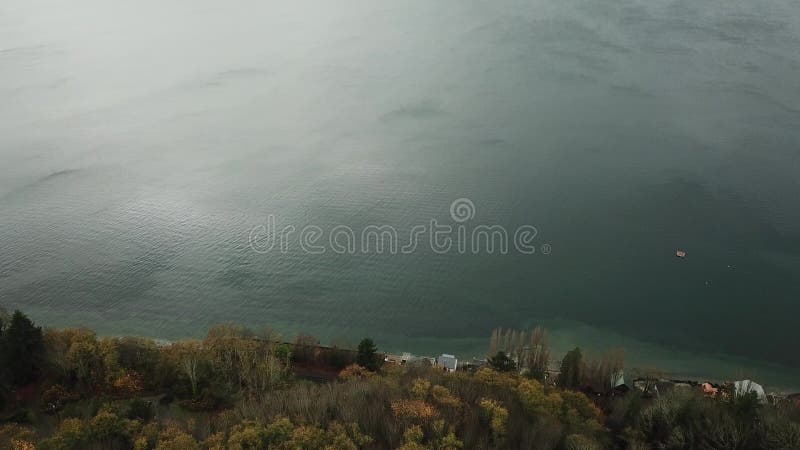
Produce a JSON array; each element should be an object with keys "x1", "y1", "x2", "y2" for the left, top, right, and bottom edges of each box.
[{"x1": 0, "y1": 168, "x2": 84, "y2": 202}]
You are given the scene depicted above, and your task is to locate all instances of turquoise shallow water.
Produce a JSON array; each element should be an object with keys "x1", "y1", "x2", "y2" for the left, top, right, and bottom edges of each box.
[{"x1": 1, "y1": 0, "x2": 799, "y2": 390}]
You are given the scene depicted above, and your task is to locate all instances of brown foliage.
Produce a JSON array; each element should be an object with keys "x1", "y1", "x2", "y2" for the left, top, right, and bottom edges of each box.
[
  {"x1": 391, "y1": 399, "x2": 439, "y2": 423},
  {"x1": 113, "y1": 371, "x2": 145, "y2": 397},
  {"x1": 338, "y1": 364, "x2": 375, "y2": 381}
]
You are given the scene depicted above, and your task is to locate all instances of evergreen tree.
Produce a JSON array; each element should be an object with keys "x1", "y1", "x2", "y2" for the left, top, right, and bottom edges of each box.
[
  {"x1": 558, "y1": 347, "x2": 584, "y2": 389},
  {"x1": 356, "y1": 338, "x2": 378, "y2": 371},
  {"x1": 1, "y1": 310, "x2": 45, "y2": 386},
  {"x1": 488, "y1": 351, "x2": 517, "y2": 372}
]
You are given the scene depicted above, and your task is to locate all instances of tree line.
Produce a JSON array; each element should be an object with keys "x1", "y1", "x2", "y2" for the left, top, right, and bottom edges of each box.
[{"x1": 1, "y1": 309, "x2": 799, "y2": 449}]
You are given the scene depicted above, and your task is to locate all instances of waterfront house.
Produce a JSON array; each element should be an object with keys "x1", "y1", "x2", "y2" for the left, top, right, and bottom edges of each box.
[
  {"x1": 437, "y1": 354, "x2": 458, "y2": 372},
  {"x1": 734, "y1": 379, "x2": 767, "y2": 404}
]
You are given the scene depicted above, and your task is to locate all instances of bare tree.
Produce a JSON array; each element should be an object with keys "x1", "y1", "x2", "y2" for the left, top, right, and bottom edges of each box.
[
  {"x1": 488, "y1": 326, "x2": 551, "y2": 380},
  {"x1": 293, "y1": 333, "x2": 319, "y2": 364},
  {"x1": 585, "y1": 349, "x2": 625, "y2": 394},
  {"x1": 527, "y1": 327, "x2": 551, "y2": 380},
  {"x1": 174, "y1": 340, "x2": 203, "y2": 396}
]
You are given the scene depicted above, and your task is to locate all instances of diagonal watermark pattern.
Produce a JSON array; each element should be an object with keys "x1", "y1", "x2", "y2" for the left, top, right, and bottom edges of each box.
[{"x1": 249, "y1": 198, "x2": 551, "y2": 255}]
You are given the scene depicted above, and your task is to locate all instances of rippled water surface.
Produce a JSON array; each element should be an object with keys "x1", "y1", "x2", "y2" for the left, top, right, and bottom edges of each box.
[{"x1": 1, "y1": 0, "x2": 799, "y2": 388}]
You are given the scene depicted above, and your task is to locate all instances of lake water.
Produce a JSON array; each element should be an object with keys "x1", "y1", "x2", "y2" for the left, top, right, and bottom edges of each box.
[{"x1": 2, "y1": 0, "x2": 799, "y2": 389}]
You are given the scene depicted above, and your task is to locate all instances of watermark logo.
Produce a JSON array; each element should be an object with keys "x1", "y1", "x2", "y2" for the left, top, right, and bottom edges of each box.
[
  {"x1": 249, "y1": 198, "x2": 550, "y2": 255},
  {"x1": 449, "y1": 198, "x2": 475, "y2": 223}
]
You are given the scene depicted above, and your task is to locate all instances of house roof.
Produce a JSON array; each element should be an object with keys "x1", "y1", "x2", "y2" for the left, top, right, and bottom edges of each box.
[{"x1": 438, "y1": 354, "x2": 458, "y2": 370}]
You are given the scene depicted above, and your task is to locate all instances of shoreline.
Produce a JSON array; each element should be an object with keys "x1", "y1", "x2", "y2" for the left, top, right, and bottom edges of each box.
[{"x1": 15, "y1": 306, "x2": 799, "y2": 394}]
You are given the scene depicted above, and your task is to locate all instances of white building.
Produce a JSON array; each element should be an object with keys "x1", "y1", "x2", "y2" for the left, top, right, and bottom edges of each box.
[{"x1": 437, "y1": 354, "x2": 458, "y2": 372}]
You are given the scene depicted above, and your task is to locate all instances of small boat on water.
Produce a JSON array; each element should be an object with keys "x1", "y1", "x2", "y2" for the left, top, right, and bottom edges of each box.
[{"x1": 676, "y1": 250, "x2": 686, "y2": 258}]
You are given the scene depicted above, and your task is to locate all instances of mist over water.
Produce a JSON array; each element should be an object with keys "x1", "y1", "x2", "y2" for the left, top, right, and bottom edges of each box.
[{"x1": 2, "y1": 0, "x2": 799, "y2": 388}]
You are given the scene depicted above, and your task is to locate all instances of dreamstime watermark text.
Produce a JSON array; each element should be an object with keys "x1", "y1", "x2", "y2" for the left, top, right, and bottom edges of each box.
[{"x1": 248, "y1": 198, "x2": 551, "y2": 255}]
